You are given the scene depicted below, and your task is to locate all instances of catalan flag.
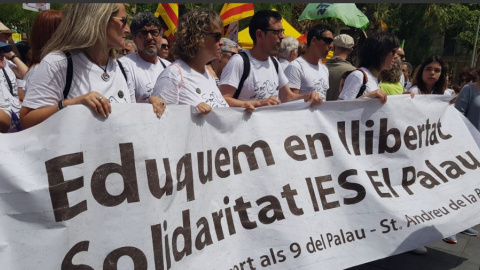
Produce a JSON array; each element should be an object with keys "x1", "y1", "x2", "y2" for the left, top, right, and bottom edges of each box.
[
  {"x1": 219, "y1": 3, "x2": 254, "y2": 26},
  {"x1": 154, "y1": 3, "x2": 179, "y2": 40}
]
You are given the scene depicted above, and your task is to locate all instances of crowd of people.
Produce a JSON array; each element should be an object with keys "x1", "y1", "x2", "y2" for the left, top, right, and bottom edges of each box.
[{"x1": 1, "y1": 2, "x2": 479, "y2": 255}]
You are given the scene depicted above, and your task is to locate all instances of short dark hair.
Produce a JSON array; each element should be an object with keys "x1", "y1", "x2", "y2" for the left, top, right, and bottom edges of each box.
[
  {"x1": 249, "y1": 10, "x2": 282, "y2": 44},
  {"x1": 402, "y1": 61, "x2": 413, "y2": 72},
  {"x1": 358, "y1": 31, "x2": 400, "y2": 70},
  {"x1": 130, "y1": 12, "x2": 163, "y2": 37},
  {"x1": 306, "y1": 24, "x2": 334, "y2": 47},
  {"x1": 459, "y1": 67, "x2": 478, "y2": 83},
  {"x1": 412, "y1": 55, "x2": 448, "y2": 94}
]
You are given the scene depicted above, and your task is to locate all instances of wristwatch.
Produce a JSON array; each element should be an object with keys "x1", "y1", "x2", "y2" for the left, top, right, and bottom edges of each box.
[{"x1": 7, "y1": 54, "x2": 17, "y2": 61}]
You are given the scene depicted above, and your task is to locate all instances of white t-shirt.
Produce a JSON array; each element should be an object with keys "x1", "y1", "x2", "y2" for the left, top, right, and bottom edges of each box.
[
  {"x1": 284, "y1": 56, "x2": 329, "y2": 99},
  {"x1": 23, "y1": 51, "x2": 134, "y2": 110},
  {"x1": 409, "y1": 85, "x2": 455, "y2": 96},
  {"x1": 0, "y1": 84, "x2": 11, "y2": 116},
  {"x1": 219, "y1": 50, "x2": 289, "y2": 101},
  {"x1": 0, "y1": 65, "x2": 20, "y2": 132},
  {"x1": 119, "y1": 53, "x2": 171, "y2": 103},
  {"x1": 278, "y1": 58, "x2": 290, "y2": 71},
  {"x1": 339, "y1": 67, "x2": 379, "y2": 100},
  {"x1": 153, "y1": 59, "x2": 228, "y2": 108}
]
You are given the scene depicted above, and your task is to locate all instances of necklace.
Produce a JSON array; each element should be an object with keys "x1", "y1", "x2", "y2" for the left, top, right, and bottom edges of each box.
[{"x1": 84, "y1": 52, "x2": 110, "y2": 82}]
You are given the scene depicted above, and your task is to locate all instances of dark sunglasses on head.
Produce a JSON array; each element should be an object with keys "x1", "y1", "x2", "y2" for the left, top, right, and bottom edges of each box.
[
  {"x1": 137, "y1": 29, "x2": 161, "y2": 38},
  {"x1": 160, "y1": 44, "x2": 169, "y2": 49},
  {"x1": 318, "y1": 36, "x2": 334, "y2": 44},
  {"x1": 263, "y1": 28, "x2": 285, "y2": 36},
  {"x1": 221, "y1": 49, "x2": 237, "y2": 55},
  {"x1": 111, "y1": 16, "x2": 127, "y2": 27},
  {"x1": 205, "y1": 32, "x2": 222, "y2": 42}
]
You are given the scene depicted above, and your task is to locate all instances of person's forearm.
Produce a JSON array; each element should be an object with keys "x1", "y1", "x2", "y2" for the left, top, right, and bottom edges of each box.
[{"x1": 7, "y1": 53, "x2": 28, "y2": 79}]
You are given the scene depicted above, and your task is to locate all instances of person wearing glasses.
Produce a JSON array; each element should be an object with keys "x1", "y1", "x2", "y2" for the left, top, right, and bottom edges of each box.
[
  {"x1": 284, "y1": 24, "x2": 333, "y2": 100},
  {"x1": 20, "y1": 3, "x2": 166, "y2": 129},
  {"x1": 152, "y1": 9, "x2": 228, "y2": 114},
  {"x1": 118, "y1": 11, "x2": 170, "y2": 104},
  {"x1": 219, "y1": 10, "x2": 322, "y2": 111},
  {"x1": 158, "y1": 36, "x2": 170, "y2": 60},
  {"x1": 338, "y1": 31, "x2": 400, "y2": 103},
  {"x1": 207, "y1": 38, "x2": 242, "y2": 86}
]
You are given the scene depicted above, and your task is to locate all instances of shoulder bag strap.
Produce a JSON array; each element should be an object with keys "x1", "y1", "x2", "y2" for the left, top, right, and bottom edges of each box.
[
  {"x1": 1, "y1": 68, "x2": 14, "y2": 96},
  {"x1": 234, "y1": 51, "x2": 250, "y2": 99},
  {"x1": 63, "y1": 51, "x2": 73, "y2": 99},
  {"x1": 355, "y1": 68, "x2": 369, "y2": 98}
]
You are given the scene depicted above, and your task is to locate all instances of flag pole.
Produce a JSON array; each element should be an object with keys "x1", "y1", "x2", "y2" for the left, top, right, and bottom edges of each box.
[{"x1": 471, "y1": 15, "x2": 480, "y2": 68}]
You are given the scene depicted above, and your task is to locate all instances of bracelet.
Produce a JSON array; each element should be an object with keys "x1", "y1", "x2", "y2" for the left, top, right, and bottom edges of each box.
[
  {"x1": 7, "y1": 55, "x2": 17, "y2": 61},
  {"x1": 58, "y1": 100, "x2": 64, "y2": 111}
]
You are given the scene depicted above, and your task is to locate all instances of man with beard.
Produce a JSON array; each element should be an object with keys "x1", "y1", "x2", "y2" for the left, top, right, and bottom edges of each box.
[
  {"x1": 285, "y1": 24, "x2": 334, "y2": 100},
  {"x1": 219, "y1": 10, "x2": 321, "y2": 111},
  {"x1": 119, "y1": 12, "x2": 170, "y2": 103}
]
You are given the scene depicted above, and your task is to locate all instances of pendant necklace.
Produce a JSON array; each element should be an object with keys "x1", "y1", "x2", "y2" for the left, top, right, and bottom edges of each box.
[{"x1": 84, "y1": 52, "x2": 110, "y2": 82}]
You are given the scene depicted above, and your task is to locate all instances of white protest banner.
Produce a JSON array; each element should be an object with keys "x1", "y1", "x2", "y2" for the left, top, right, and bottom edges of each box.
[{"x1": 1, "y1": 95, "x2": 480, "y2": 270}]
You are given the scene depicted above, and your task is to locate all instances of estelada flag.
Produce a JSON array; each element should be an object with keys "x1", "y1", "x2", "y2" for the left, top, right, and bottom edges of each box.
[
  {"x1": 154, "y1": 3, "x2": 178, "y2": 40},
  {"x1": 219, "y1": 3, "x2": 254, "y2": 26}
]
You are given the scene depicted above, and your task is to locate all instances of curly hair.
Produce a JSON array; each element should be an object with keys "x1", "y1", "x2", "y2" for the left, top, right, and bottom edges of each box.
[
  {"x1": 172, "y1": 9, "x2": 222, "y2": 61},
  {"x1": 380, "y1": 58, "x2": 402, "y2": 83}
]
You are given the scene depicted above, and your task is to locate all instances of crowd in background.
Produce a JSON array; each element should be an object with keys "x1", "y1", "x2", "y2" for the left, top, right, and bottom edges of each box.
[{"x1": 0, "y1": 2, "x2": 480, "y2": 256}]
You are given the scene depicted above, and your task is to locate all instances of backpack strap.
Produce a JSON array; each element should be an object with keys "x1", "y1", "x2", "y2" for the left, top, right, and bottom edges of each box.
[
  {"x1": 63, "y1": 51, "x2": 73, "y2": 99},
  {"x1": 158, "y1": 57, "x2": 166, "y2": 69},
  {"x1": 116, "y1": 59, "x2": 128, "y2": 82},
  {"x1": 270, "y1": 56, "x2": 279, "y2": 74},
  {"x1": 234, "y1": 51, "x2": 250, "y2": 99},
  {"x1": 355, "y1": 68, "x2": 368, "y2": 98},
  {"x1": 1, "y1": 68, "x2": 14, "y2": 96}
]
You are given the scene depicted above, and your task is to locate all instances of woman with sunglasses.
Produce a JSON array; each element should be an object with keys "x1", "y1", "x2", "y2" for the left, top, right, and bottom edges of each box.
[
  {"x1": 153, "y1": 9, "x2": 228, "y2": 114},
  {"x1": 338, "y1": 31, "x2": 400, "y2": 103},
  {"x1": 20, "y1": 3, "x2": 166, "y2": 129}
]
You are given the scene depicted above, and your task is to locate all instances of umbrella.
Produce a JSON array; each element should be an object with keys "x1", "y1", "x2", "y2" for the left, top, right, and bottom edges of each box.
[{"x1": 298, "y1": 3, "x2": 369, "y2": 30}]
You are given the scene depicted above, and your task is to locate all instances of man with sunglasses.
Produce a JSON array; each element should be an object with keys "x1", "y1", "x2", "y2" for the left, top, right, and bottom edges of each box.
[
  {"x1": 118, "y1": 12, "x2": 170, "y2": 103},
  {"x1": 285, "y1": 24, "x2": 334, "y2": 100},
  {"x1": 157, "y1": 36, "x2": 170, "y2": 60},
  {"x1": 219, "y1": 10, "x2": 322, "y2": 111}
]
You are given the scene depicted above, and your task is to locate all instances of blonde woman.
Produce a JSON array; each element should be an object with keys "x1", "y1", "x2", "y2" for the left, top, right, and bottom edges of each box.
[
  {"x1": 21, "y1": 3, "x2": 165, "y2": 129},
  {"x1": 153, "y1": 9, "x2": 228, "y2": 114}
]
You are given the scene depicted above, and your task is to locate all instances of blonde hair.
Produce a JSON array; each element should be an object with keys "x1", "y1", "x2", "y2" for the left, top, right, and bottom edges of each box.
[
  {"x1": 42, "y1": 3, "x2": 121, "y2": 58},
  {"x1": 172, "y1": 9, "x2": 222, "y2": 61}
]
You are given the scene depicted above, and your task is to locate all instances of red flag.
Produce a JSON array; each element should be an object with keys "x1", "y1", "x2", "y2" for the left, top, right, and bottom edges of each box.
[
  {"x1": 154, "y1": 3, "x2": 179, "y2": 40},
  {"x1": 219, "y1": 3, "x2": 254, "y2": 26}
]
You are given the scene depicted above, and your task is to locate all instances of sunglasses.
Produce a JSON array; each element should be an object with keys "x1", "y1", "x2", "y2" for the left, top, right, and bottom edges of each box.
[
  {"x1": 137, "y1": 29, "x2": 161, "y2": 38},
  {"x1": 263, "y1": 28, "x2": 285, "y2": 36},
  {"x1": 160, "y1": 44, "x2": 169, "y2": 49},
  {"x1": 205, "y1": 32, "x2": 222, "y2": 42},
  {"x1": 221, "y1": 49, "x2": 237, "y2": 55},
  {"x1": 318, "y1": 36, "x2": 334, "y2": 44},
  {"x1": 111, "y1": 16, "x2": 127, "y2": 27}
]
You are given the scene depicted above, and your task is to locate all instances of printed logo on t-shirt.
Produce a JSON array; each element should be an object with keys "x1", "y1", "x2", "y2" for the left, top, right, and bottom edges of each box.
[
  {"x1": 314, "y1": 78, "x2": 329, "y2": 98},
  {"x1": 108, "y1": 90, "x2": 129, "y2": 103},
  {"x1": 251, "y1": 80, "x2": 278, "y2": 100},
  {"x1": 202, "y1": 91, "x2": 227, "y2": 108}
]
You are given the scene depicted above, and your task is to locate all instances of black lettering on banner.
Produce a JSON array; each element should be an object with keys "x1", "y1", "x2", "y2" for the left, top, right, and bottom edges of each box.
[
  {"x1": 401, "y1": 166, "x2": 416, "y2": 195},
  {"x1": 46, "y1": 152, "x2": 86, "y2": 222},
  {"x1": 233, "y1": 197, "x2": 257, "y2": 229},
  {"x1": 146, "y1": 158, "x2": 173, "y2": 199},
  {"x1": 440, "y1": 160, "x2": 465, "y2": 179},
  {"x1": 103, "y1": 246, "x2": 147, "y2": 270},
  {"x1": 172, "y1": 210, "x2": 192, "y2": 262},
  {"x1": 457, "y1": 151, "x2": 480, "y2": 170},
  {"x1": 379, "y1": 118, "x2": 401, "y2": 154},
  {"x1": 233, "y1": 140, "x2": 275, "y2": 174},
  {"x1": 197, "y1": 150, "x2": 213, "y2": 184},
  {"x1": 91, "y1": 143, "x2": 140, "y2": 207},
  {"x1": 306, "y1": 133, "x2": 333, "y2": 159},
  {"x1": 176, "y1": 154, "x2": 194, "y2": 201},
  {"x1": 315, "y1": 175, "x2": 340, "y2": 210},
  {"x1": 215, "y1": 147, "x2": 230, "y2": 178},
  {"x1": 284, "y1": 135, "x2": 307, "y2": 161},
  {"x1": 337, "y1": 169, "x2": 366, "y2": 204},
  {"x1": 195, "y1": 217, "x2": 213, "y2": 250},
  {"x1": 403, "y1": 126, "x2": 418, "y2": 150},
  {"x1": 281, "y1": 184, "x2": 304, "y2": 216},
  {"x1": 62, "y1": 241, "x2": 93, "y2": 270},
  {"x1": 256, "y1": 195, "x2": 285, "y2": 224}
]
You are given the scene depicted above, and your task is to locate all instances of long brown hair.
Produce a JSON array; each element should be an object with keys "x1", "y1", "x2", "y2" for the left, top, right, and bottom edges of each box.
[{"x1": 29, "y1": 10, "x2": 64, "y2": 66}]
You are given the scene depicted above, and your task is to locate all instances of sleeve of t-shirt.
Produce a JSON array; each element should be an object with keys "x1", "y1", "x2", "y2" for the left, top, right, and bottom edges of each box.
[
  {"x1": 276, "y1": 59, "x2": 289, "y2": 89},
  {"x1": 284, "y1": 61, "x2": 302, "y2": 89},
  {"x1": 454, "y1": 85, "x2": 471, "y2": 116},
  {"x1": 338, "y1": 70, "x2": 363, "y2": 100},
  {"x1": 22, "y1": 52, "x2": 67, "y2": 109},
  {"x1": 0, "y1": 87, "x2": 11, "y2": 114},
  {"x1": 219, "y1": 54, "x2": 244, "y2": 89},
  {"x1": 152, "y1": 65, "x2": 181, "y2": 105}
]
